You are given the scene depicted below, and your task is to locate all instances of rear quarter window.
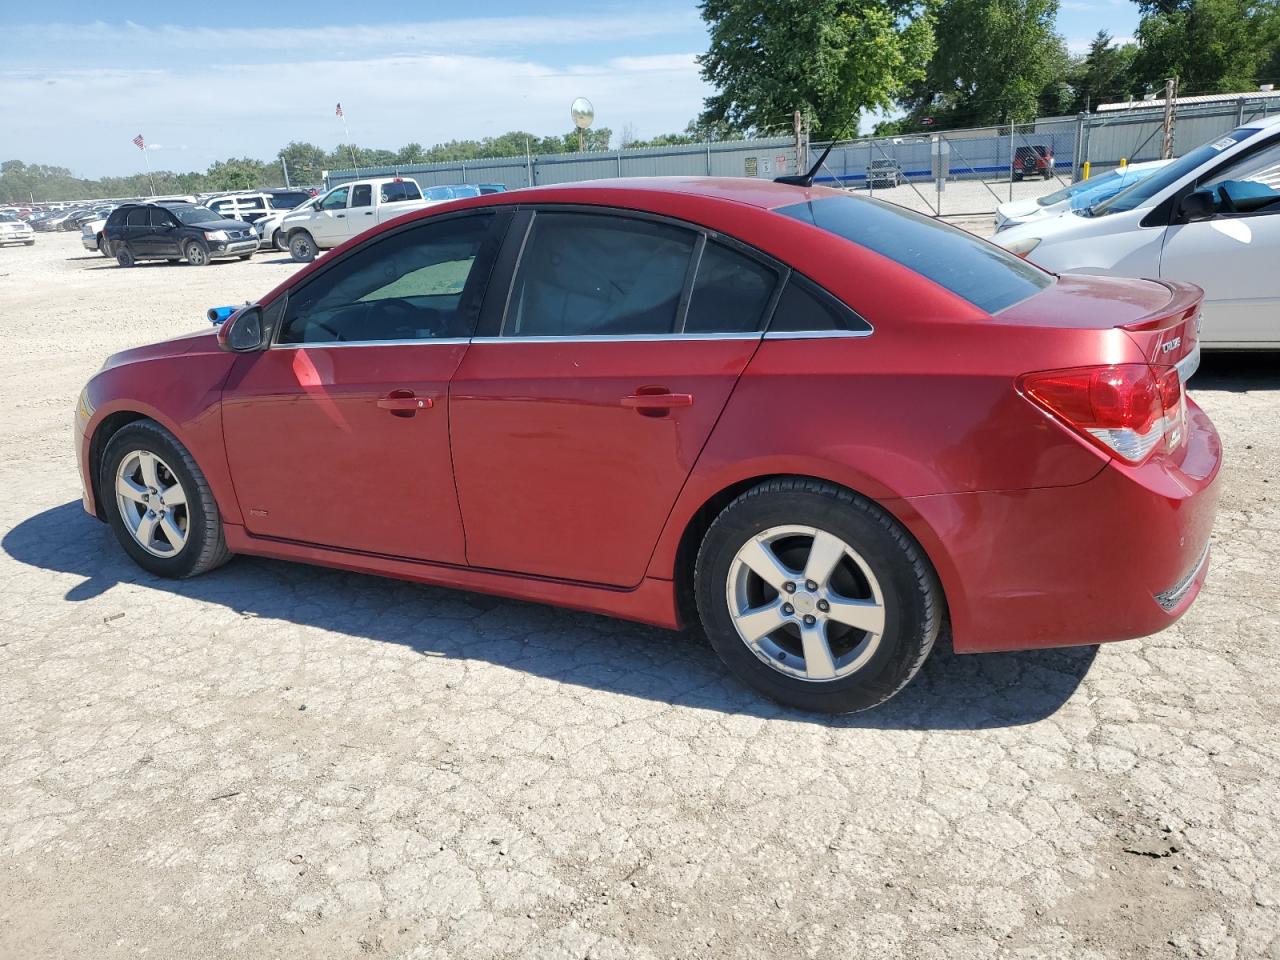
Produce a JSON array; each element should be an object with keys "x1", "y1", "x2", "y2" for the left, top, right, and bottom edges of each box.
[{"x1": 778, "y1": 195, "x2": 1052, "y2": 314}]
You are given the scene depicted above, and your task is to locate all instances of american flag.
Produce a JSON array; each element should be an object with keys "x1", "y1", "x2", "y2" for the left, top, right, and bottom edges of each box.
[
  {"x1": 335, "y1": 103, "x2": 343, "y2": 118},
  {"x1": 132, "y1": 134, "x2": 146, "y2": 150}
]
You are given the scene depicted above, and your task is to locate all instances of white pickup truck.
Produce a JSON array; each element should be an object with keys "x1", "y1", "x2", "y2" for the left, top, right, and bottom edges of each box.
[{"x1": 281, "y1": 177, "x2": 430, "y2": 262}]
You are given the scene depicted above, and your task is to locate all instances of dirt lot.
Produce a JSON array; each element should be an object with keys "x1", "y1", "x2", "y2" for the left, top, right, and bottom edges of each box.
[{"x1": 1, "y1": 232, "x2": 1278, "y2": 959}]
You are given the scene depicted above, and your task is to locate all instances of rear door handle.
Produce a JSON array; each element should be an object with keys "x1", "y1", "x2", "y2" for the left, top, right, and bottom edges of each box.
[
  {"x1": 621, "y1": 392, "x2": 694, "y2": 409},
  {"x1": 377, "y1": 391, "x2": 432, "y2": 417}
]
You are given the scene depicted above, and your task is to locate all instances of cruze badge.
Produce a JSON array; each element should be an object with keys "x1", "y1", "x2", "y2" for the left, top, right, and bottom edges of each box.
[{"x1": 1161, "y1": 336, "x2": 1182, "y2": 355}]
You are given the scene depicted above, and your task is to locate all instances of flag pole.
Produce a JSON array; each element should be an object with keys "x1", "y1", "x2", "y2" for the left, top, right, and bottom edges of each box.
[
  {"x1": 337, "y1": 103, "x2": 357, "y2": 168},
  {"x1": 143, "y1": 145, "x2": 156, "y2": 196}
]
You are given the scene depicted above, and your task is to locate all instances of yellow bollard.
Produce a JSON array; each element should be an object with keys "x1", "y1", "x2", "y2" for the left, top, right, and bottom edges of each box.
[
  {"x1": 1119, "y1": 157, "x2": 1128, "y2": 170},
  {"x1": 1082, "y1": 161, "x2": 1091, "y2": 181}
]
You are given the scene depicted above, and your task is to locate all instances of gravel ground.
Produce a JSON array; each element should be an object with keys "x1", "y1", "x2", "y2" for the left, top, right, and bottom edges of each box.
[{"x1": 1, "y1": 232, "x2": 1278, "y2": 960}]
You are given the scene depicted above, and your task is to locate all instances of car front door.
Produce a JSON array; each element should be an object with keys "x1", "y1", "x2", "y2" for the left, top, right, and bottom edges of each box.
[
  {"x1": 1159, "y1": 135, "x2": 1280, "y2": 346},
  {"x1": 146, "y1": 207, "x2": 181, "y2": 257},
  {"x1": 310, "y1": 186, "x2": 350, "y2": 246},
  {"x1": 449, "y1": 209, "x2": 780, "y2": 587},
  {"x1": 221, "y1": 210, "x2": 508, "y2": 561}
]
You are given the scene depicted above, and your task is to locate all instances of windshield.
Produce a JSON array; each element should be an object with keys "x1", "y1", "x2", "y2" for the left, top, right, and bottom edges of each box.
[
  {"x1": 1090, "y1": 127, "x2": 1257, "y2": 216},
  {"x1": 1037, "y1": 170, "x2": 1122, "y2": 207},
  {"x1": 0, "y1": 212, "x2": 17, "y2": 222},
  {"x1": 176, "y1": 206, "x2": 224, "y2": 224},
  {"x1": 778, "y1": 195, "x2": 1052, "y2": 314}
]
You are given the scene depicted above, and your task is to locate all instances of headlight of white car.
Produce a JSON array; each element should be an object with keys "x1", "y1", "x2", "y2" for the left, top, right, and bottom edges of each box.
[
  {"x1": 205, "y1": 230, "x2": 228, "y2": 241},
  {"x1": 1002, "y1": 236, "x2": 1041, "y2": 258}
]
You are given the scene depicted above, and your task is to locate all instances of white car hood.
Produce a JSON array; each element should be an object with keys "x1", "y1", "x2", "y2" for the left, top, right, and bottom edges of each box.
[{"x1": 996, "y1": 198, "x2": 1043, "y2": 221}]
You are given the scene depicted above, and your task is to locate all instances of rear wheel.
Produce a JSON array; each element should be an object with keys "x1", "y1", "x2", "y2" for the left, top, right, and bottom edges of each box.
[
  {"x1": 185, "y1": 240, "x2": 210, "y2": 266},
  {"x1": 289, "y1": 231, "x2": 317, "y2": 263},
  {"x1": 116, "y1": 247, "x2": 135, "y2": 268},
  {"x1": 100, "y1": 420, "x2": 232, "y2": 579},
  {"x1": 98, "y1": 235, "x2": 110, "y2": 256},
  {"x1": 238, "y1": 253, "x2": 252, "y2": 261},
  {"x1": 694, "y1": 479, "x2": 941, "y2": 714}
]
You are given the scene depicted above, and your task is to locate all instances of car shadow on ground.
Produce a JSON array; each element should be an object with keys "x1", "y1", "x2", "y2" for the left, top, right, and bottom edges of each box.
[
  {"x1": 1191, "y1": 352, "x2": 1280, "y2": 392},
  {"x1": 4, "y1": 501, "x2": 1098, "y2": 731}
]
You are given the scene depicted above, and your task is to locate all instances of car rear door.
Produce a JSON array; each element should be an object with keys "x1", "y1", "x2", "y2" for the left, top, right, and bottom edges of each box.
[
  {"x1": 448, "y1": 208, "x2": 781, "y2": 587},
  {"x1": 221, "y1": 210, "x2": 509, "y2": 561},
  {"x1": 122, "y1": 206, "x2": 151, "y2": 253}
]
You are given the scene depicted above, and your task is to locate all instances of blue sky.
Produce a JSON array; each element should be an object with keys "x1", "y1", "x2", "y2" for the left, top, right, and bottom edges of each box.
[{"x1": 1, "y1": 1, "x2": 1140, "y2": 178}]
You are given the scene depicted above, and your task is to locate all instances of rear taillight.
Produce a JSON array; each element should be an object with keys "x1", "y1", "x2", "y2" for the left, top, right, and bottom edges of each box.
[{"x1": 1019, "y1": 363, "x2": 1186, "y2": 465}]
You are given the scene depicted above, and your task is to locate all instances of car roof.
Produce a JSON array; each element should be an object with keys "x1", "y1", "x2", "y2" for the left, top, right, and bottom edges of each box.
[{"x1": 489, "y1": 176, "x2": 848, "y2": 211}]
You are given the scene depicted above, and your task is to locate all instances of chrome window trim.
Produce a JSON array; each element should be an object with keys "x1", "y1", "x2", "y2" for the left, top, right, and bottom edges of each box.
[
  {"x1": 470, "y1": 332, "x2": 763, "y2": 344},
  {"x1": 763, "y1": 329, "x2": 874, "y2": 340},
  {"x1": 271, "y1": 337, "x2": 472, "y2": 350}
]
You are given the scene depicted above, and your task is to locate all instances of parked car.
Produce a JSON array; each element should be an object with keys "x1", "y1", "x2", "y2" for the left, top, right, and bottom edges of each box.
[
  {"x1": 1013, "y1": 145, "x2": 1055, "y2": 181},
  {"x1": 103, "y1": 202, "x2": 258, "y2": 267},
  {"x1": 994, "y1": 115, "x2": 1280, "y2": 348},
  {"x1": 993, "y1": 160, "x2": 1172, "y2": 232},
  {"x1": 81, "y1": 215, "x2": 112, "y2": 255},
  {"x1": 866, "y1": 158, "x2": 902, "y2": 188},
  {"x1": 76, "y1": 177, "x2": 1218, "y2": 714},
  {"x1": 281, "y1": 177, "x2": 430, "y2": 261},
  {"x1": 253, "y1": 198, "x2": 315, "y2": 251},
  {"x1": 477, "y1": 183, "x2": 508, "y2": 195},
  {"x1": 423, "y1": 184, "x2": 483, "y2": 202},
  {"x1": 0, "y1": 211, "x2": 35, "y2": 245},
  {"x1": 266, "y1": 188, "x2": 314, "y2": 209}
]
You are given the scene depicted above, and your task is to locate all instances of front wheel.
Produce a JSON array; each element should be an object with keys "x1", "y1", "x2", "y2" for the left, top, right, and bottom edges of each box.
[
  {"x1": 694, "y1": 479, "x2": 942, "y2": 714},
  {"x1": 100, "y1": 420, "x2": 232, "y2": 579},
  {"x1": 289, "y1": 231, "x2": 317, "y2": 262},
  {"x1": 185, "y1": 240, "x2": 210, "y2": 266}
]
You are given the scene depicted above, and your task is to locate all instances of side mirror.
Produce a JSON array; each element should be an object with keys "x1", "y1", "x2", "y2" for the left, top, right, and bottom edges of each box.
[
  {"x1": 1179, "y1": 190, "x2": 1217, "y2": 223},
  {"x1": 217, "y1": 306, "x2": 266, "y2": 352}
]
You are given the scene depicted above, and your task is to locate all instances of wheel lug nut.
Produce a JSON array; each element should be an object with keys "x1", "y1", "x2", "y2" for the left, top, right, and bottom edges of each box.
[
  {"x1": 783, "y1": 582, "x2": 796, "y2": 594},
  {"x1": 782, "y1": 603, "x2": 794, "y2": 615},
  {"x1": 805, "y1": 580, "x2": 818, "y2": 591},
  {"x1": 817, "y1": 599, "x2": 829, "y2": 612},
  {"x1": 803, "y1": 614, "x2": 817, "y2": 627}
]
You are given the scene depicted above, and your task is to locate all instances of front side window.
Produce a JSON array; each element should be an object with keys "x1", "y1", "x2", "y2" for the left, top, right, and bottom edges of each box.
[
  {"x1": 778, "y1": 195, "x2": 1051, "y2": 314},
  {"x1": 1197, "y1": 137, "x2": 1280, "y2": 216},
  {"x1": 320, "y1": 187, "x2": 349, "y2": 211},
  {"x1": 504, "y1": 213, "x2": 696, "y2": 337},
  {"x1": 148, "y1": 208, "x2": 175, "y2": 227},
  {"x1": 278, "y1": 213, "x2": 496, "y2": 344},
  {"x1": 351, "y1": 184, "x2": 372, "y2": 208}
]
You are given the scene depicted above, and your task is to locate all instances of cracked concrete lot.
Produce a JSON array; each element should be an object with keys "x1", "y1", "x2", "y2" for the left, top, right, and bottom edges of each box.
[{"x1": 1, "y1": 233, "x2": 1278, "y2": 959}]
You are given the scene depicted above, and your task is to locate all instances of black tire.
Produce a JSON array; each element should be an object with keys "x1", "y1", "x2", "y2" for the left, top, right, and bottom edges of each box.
[
  {"x1": 1013, "y1": 173, "x2": 1023, "y2": 182},
  {"x1": 166, "y1": 259, "x2": 182, "y2": 264},
  {"x1": 24, "y1": 240, "x2": 35, "y2": 246},
  {"x1": 98, "y1": 235, "x2": 110, "y2": 256},
  {"x1": 272, "y1": 229, "x2": 286, "y2": 252},
  {"x1": 1043, "y1": 169, "x2": 1053, "y2": 180},
  {"x1": 116, "y1": 247, "x2": 135, "y2": 268},
  {"x1": 238, "y1": 253, "x2": 252, "y2": 261},
  {"x1": 185, "y1": 240, "x2": 211, "y2": 266},
  {"x1": 100, "y1": 420, "x2": 232, "y2": 579},
  {"x1": 694, "y1": 478, "x2": 941, "y2": 714},
  {"x1": 289, "y1": 231, "x2": 317, "y2": 262}
]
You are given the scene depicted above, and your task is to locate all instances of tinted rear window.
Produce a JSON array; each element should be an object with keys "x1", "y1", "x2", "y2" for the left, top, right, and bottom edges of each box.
[{"x1": 777, "y1": 195, "x2": 1052, "y2": 314}]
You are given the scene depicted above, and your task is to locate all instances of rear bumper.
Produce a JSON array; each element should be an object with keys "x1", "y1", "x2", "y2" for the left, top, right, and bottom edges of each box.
[
  {"x1": 81, "y1": 235, "x2": 98, "y2": 251},
  {"x1": 902, "y1": 399, "x2": 1221, "y2": 653}
]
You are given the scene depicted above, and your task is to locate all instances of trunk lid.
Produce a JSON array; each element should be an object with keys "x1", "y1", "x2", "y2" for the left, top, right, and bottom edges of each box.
[{"x1": 997, "y1": 274, "x2": 1202, "y2": 380}]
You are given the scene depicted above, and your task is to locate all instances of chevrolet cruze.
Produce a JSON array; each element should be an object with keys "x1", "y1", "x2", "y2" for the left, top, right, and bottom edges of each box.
[{"x1": 75, "y1": 177, "x2": 1221, "y2": 713}]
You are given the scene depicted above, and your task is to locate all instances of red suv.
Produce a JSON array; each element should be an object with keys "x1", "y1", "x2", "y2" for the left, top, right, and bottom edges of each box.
[
  {"x1": 75, "y1": 179, "x2": 1220, "y2": 713},
  {"x1": 1014, "y1": 144, "x2": 1055, "y2": 180}
]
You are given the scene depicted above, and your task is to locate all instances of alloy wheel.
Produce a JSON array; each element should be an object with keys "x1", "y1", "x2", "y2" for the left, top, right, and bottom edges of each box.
[
  {"x1": 725, "y1": 524, "x2": 886, "y2": 682},
  {"x1": 114, "y1": 450, "x2": 189, "y2": 558}
]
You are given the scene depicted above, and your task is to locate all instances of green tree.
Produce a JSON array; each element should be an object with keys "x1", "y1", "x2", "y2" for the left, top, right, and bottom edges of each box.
[
  {"x1": 205, "y1": 157, "x2": 275, "y2": 191},
  {"x1": 1068, "y1": 31, "x2": 1138, "y2": 110},
  {"x1": 697, "y1": 0, "x2": 936, "y2": 138},
  {"x1": 277, "y1": 141, "x2": 327, "y2": 186},
  {"x1": 1130, "y1": 0, "x2": 1280, "y2": 96},
  {"x1": 903, "y1": 0, "x2": 1067, "y2": 126}
]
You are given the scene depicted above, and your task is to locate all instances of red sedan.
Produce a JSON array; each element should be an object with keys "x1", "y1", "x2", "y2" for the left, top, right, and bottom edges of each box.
[{"x1": 74, "y1": 178, "x2": 1220, "y2": 713}]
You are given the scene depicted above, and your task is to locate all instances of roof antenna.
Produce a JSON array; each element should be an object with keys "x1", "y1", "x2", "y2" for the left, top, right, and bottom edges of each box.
[{"x1": 775, "y1": 141, "x2": 835, "y2": 187}]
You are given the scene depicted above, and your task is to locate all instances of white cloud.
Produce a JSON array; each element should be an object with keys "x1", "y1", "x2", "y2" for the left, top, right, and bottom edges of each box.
[{"x1": 2, "y1": 14, "x2": 712, "y2": 177}]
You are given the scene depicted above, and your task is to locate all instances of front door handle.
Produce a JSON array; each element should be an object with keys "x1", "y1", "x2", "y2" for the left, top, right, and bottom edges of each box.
[
  {"x1": 336, "y1": 213, "x2": 346, "y2": 218},
  {"x1": 377, "y1": 390, "x2": 432, "y2": 417},
  {"x1": 621, "y1": 391, "x2": 694, "y2": 410}
]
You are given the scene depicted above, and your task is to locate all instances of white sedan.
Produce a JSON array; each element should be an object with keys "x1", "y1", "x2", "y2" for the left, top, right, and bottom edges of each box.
[
  {"x1": 993, "y1": 160, "x2": 1171, "y2": 232},
  {"x1": 994, "y1": 115, "x2": 1280, "y2": 349},
  {"x1": 0, "y1": 212, "x2": 34, "y2": 246}
]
